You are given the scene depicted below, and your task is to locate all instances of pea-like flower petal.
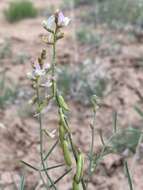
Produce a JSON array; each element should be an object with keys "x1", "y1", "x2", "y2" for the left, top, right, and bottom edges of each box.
[
  {"x1": 42, "y1": 15, "x2": 56, "y2": 30},
  {"x1": 58, "y1": 12, "x2": 70, "y2": 26}
]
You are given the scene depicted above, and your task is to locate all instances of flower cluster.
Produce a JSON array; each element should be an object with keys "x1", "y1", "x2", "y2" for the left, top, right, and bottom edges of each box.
[
  {"x1": 42, "y1": 11, "x2": 70, "y2": 31},
  {"x1": 27, "y1": 62, "x2": 50, "y2": 80},
  {"x1": 42, "y1": 11, "x2": 70, "y2": 44}
]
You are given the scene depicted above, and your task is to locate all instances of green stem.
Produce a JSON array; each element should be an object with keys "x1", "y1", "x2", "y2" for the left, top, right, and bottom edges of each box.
[
  {"x1": 51, "y1": 31, "x2": 57, "y2": 97},
  {"x1": 36, "y1": 82, "x2": 57, "y2": 190},
  {"x1": 86, "y1": 110, "x2": 96, "y2": 188},
  {"x1": 124, "y1": 161, "x2": 134, "y2": 190}
]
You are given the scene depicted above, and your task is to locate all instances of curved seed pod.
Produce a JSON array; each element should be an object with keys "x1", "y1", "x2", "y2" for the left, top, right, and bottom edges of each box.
[
  {"x1": 75, "y1": 153, "x2": 84, "y2": 183},
  {"x1": 57, "y1": 94, "x2": 69, "y2": 111},
  {"x1": 59, "y1": 124, "x2": 66, "y2": 143},
  {"x1": 72, "y1": 177, "x2": 80, "y2": 190},
  {"x1": 62, "y1": 140, "x2": 72, "y2": 166},
  {"x1": 59, "y1": 108, "x2": 70, "y2": 132}
]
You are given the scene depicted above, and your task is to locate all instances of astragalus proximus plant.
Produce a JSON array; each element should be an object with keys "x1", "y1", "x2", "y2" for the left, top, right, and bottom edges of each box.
[
  {"x1": 25, "y1": 10, "x2": 87, "y2": 190},
  {"x1": 22, "y1": 10, "x2": 135, "y2": 190}
]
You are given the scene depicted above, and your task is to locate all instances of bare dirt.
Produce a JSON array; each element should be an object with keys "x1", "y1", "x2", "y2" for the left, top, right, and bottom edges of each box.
[{"x1": 0, "y1": 0, "x2": 143, "y2": 190}]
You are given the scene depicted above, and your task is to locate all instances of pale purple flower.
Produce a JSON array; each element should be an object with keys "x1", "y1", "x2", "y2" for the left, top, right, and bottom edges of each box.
[
  {"x1": 34, "y1": 63, "x2": 45, "y2": 77},
  {"x1": 58, "y1": 12, "x2": 70, "y2": 26},
  {"x1": 43, "y1": 63, "x2": 50, "y2": 71},
  {"x1": 27, "y1": 63, "x2": 46, "y2": 79},
  {"x1": 42, "y1": 15, "x2": 56, "y2": 31}
]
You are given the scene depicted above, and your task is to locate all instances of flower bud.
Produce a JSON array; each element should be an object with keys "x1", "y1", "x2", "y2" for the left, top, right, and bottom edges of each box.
[
  {"x1": 41, "y1": 49, "x2": 46, "y2": 60},
  {"x1": 56, "y1": 32, "x2": 64, "y2": 41},
  {"x1": 28, "y1": 95, "x2": 37, "y2": 105}
]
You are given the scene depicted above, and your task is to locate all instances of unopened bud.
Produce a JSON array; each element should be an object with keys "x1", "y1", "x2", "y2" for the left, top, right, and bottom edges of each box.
[
  {"x1": 56, "y1": 32, "x2": 64, "y2": 41},
  {"x1": 28, "y1": 95, "x2": 37, "y2": 105}
]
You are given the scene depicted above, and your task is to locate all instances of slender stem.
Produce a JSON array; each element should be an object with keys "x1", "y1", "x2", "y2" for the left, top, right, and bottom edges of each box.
[
  {"x1": 51, "y1": 30, "x2": 57, "y2": 97},
  {"x1": 49, "y1": 169, "x2": 72, "y2": 188},
  {"x1": 86, "y1": 110, "x2": 96, "y2": 188},
  {"x1": 41, "y1": 164, "x2": 65, "y2": 172},
  {"x1": 36, "y1": 82, "x2": 57, "y2": 190},
  {"x1": 113, "y1": 111, "x2": 117, "y2": 133},
  {"x1": 124, "y1": 161, "x2": 134, "y2": 190},
  {"x1": 44, "y1": 140, "x2": 59, "y2": 161}
]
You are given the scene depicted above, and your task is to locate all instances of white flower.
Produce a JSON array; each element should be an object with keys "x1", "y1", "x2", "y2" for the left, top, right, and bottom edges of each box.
[
  {"x1": 41, "y1": 81, "x2": 52, "y2": 88},
  {"x1": 42, "y1": 15, "x2": 56, "y2": 31}
]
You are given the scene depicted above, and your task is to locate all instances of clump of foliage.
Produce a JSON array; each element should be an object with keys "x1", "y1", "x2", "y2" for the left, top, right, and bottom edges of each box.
[
  {"x1": 96, "y1": 0, "x2": 143, "y2": 27},
  {"x1": 57, "y1": 59, "x2": 107, "y2": 105},
  {"x1": 0, "y1": 70, "x2": 17, "y2": 108},
  {"x1": 0, "y1": 39, "x2": 12, "y2": 59},
  {"x1": 12, "y1": 52, "x2": 30, "y2": 65},
  {"x1": 76, "y1": 28, "x2": 98, "y2": 45},
  {"x1": 80, "y1": 0, "x2": 143, "y2": 28},
  {"x1": 5, "y1": 0, "x2": 37, "y2": 23},
  {"x1": 62, "y1": 0, "x2": 96, "y2": 8}
]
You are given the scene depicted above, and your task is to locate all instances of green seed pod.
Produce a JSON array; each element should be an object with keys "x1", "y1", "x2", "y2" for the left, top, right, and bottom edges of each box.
[
  {"x1": 59, "y1": 108, "x2": 70, "y2": 132},
  {"x1": 72, "y1": 177, "x2": 80, "y2": 190},
  {"x1": 59, "y1": 124, "x2": 66, "y2": 143},
  {"x1": 56, "y1": 94, "x2": 69, "y2": 111},
  {"x1": 62, "y1": 140, "x2": 72, "y2": 166},
  {"x1": 75, "y1": 153, "x2": 84, "y2": 183}
]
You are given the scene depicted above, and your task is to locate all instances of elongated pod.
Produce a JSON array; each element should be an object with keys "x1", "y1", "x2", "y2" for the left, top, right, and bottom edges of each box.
[
  {"x1": 56, "y1": 94, "x2": 69, "y2": 111},
  {"x1": 62, "y1": 140, "x2": 72, "y2": 166},
  {"x1": 59, "y1": 124, "x2": 66, "y2": 143},
  {"x1": 75, "y1": 153, "x2": 84, "y2": 183},
  {"x1": 72, "y1": 176, "x2": 81, "y2": 190},
  {"x1": 59, "y1": 108, "x2": 70, "y2": 132}
]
